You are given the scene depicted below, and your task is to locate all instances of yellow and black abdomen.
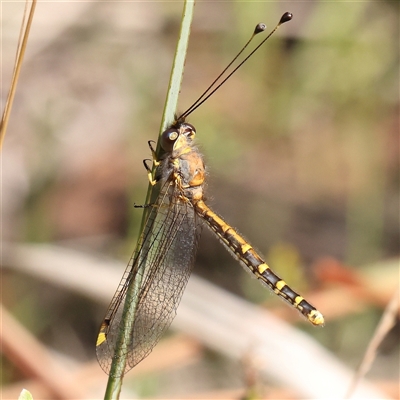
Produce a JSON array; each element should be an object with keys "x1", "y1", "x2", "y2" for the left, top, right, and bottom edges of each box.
[{"x1": 194, "y1": 199, "x2": 324, "y2": 326}]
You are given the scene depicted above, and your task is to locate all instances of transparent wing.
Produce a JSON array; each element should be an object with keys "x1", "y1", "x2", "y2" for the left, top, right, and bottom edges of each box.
[{"x1": 96, "y1": 181, "x2": 202, "y2": 374}]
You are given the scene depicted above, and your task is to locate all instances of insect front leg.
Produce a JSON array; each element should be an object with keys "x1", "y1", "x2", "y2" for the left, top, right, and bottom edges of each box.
[
  {"x1": 143, "y1": 159, "x2": 158, "y2": 185},
  {"x1": 142, "y1": 140, "x2": 162, "y2": 185},
  {"x1": 148, "y1": 140, "x2": 160, "y2": 166}
]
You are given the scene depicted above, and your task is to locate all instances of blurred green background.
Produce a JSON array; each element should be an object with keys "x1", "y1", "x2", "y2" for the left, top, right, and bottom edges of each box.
[{"x1": 1, "y1": 1, "x2": 398, "y2": 399}]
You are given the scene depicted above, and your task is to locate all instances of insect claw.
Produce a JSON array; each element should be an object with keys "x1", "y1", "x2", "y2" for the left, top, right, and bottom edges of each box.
[{"x1": 143, "y1": 159, "x2": 152, "y2": 172}]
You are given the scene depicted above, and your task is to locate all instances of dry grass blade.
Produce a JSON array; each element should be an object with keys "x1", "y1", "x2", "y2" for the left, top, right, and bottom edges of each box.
[
  {"x1": 0, "y1": 303, "x2": 84, "y2": 399},
  {"x1": 345, "y1": 287, "x2": 399, "y2": 399},
  {"x1": 0, "y1": 0, "x2": 36, "y2": 148},
  {"x1": 3, "y1": 242, "x2": 390, "y2": 399}
]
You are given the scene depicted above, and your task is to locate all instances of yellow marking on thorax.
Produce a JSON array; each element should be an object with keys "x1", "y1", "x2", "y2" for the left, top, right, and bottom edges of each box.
[{"x1": 173, "y1": 138, "x2": 194, "y2": 157}]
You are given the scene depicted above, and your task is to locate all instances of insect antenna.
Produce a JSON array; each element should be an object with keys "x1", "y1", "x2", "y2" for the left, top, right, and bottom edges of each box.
[{"x1": 177, "y1": 12, "x2": 293, "y2": 121}]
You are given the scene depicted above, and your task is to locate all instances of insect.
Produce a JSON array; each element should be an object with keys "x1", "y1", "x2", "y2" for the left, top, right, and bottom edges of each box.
[{"x1": 96, "y1": 12, "x2": 324, "y2": 376}]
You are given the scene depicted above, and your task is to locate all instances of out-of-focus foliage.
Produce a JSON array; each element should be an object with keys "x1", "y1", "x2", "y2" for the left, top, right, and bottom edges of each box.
[{"x1": 1, "y1": 1, "x2": 398, "y2": 398}]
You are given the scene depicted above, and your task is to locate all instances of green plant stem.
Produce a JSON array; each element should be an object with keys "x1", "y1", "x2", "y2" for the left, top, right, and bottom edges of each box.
[{"x1": 103, "y1": 1, "x2": 195, "y2": 399}]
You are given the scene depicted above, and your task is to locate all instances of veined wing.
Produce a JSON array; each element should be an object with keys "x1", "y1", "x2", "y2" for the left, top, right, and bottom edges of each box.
[{"x1": 96, "y1": 180, "x2": 202, "y2": 374}]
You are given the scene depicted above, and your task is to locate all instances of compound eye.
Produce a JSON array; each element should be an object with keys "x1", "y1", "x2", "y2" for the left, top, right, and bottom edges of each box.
[{"x1": 160, "y1": 128, "x2": 179, "y2": 151}]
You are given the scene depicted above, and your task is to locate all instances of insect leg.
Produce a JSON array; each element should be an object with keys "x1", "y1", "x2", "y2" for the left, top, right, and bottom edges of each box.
[
  {"x1": 143, "y1": 159, "x2": 158, "y2": 185},
  {"x1": 148, "y1": 140, "x2": 160, "y2": 166}
]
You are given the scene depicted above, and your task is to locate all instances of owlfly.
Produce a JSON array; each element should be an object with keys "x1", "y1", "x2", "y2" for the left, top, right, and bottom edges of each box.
[{"x1": 96, "y1": 12, "x2": 324, "y2": 376}]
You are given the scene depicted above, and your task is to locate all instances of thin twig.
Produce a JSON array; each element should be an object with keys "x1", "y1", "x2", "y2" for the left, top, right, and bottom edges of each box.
[{"x1": 345, "y1": 287, "x2": 399, "y2": 399}]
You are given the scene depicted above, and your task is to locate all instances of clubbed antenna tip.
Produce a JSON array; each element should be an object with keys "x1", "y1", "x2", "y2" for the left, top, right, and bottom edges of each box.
[
  {"x1": 280, "y1": 12, "x2": 293, "y2": 25},
  {"x1": 254, "y1": 23, "x2": 267, "y2": 35}
]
